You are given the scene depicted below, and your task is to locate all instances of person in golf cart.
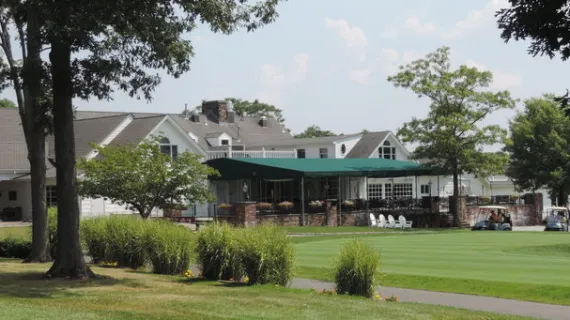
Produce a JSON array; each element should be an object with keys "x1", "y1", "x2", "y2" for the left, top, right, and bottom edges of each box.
[{"x1": 471, "y1": 206, "x2": 513, "y2": 231}]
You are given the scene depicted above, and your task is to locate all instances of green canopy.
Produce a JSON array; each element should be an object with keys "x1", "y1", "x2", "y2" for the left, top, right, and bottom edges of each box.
[{"x1": 206, "y1": 158, "x2": 432, "y2": 180}]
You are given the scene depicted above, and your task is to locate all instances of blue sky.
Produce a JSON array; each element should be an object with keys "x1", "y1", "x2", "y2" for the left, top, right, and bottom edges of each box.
[{"x1": 3, "y1": 0, "x2": 570, "y2": 139}]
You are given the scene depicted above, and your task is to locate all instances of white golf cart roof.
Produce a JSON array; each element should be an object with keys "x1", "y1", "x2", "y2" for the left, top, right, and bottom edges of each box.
[{"x1": 478, "y1": 205, "x2": 508, "y2": 210}]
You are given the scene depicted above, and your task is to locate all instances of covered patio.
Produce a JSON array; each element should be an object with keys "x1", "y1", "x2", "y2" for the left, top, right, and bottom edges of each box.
[{"x1": 205, "y1": 158, "x2": 438, "y2": 226}]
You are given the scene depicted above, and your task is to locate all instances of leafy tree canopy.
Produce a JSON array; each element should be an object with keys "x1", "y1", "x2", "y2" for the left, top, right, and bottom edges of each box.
[
  {"x1": 496, "y1": 0, "x2": 570, "y2": 61},
  {"x1": 505, "y1": 95, "x2": 570, "y2": 204},
  {"x1": 77, "y1": 136, "x2": 219, "y2": 219},
  {"x1": 387, "y1": 47, "x2": 515, "y2": 220},
  {"x1": 294, "y1": 125, "x2": 336, "y2": 139},
  {"x1": 0, "y1": 98, "x2": 16, "y2": 108},
  {"x1": 226, "y1": 97, "x2": 285, "y2": 123}
]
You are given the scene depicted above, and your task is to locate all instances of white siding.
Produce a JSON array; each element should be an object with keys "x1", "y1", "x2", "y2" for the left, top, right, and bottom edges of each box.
[
  {"x1": 0, "y1": 180, "x2": 32, "y2": 220},
  {"x1": 369, "y1": 135, "x2": 409, "y2": 160},
  {"x1": 334, "y1": 136, "x2": 361, "y2": 159},
  {"x1": 302, "y1": 145, "x2": 335, "y2": 158},
  {"x1": 151, "y1": 119, "x2": 203, "y2": 155}
]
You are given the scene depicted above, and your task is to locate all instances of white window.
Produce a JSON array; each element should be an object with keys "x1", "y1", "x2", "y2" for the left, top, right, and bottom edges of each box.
[
  {"x1": 221, "y1": 139, "x2": 229, "y2": 146},
  {"x1": 367, "y1": 184, "x2": 382, "y2": 200},
  {"x1": 159, "y1": 137, "x2": 178, "y2": 160},
  {"x1": 379, "y1": 141, "x2": 396, "y2": 160},
  {"x1": 393, "y1": 183, "x2": 413, "y2": 199},
  {"x1": 46, "y1": 186, "x2": 57, "y2": 207},
  {"x1": 420, "y1": 184, "x2": 430, "y2": 194},
  {"x1": 319, "y1": 148, "x2": 328, "y2": 159}
]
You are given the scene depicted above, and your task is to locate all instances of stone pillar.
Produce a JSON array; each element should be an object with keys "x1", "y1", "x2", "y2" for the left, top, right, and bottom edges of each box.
[
  {"x1": 523, "y1": 193, "x2": 543, "y2": 225},
  {"x1": 235, "y1": 202, "x2": 257, "y2": 227},
  {"x1": 325, "y1": 200, "x2": 338, "y2": 227}
]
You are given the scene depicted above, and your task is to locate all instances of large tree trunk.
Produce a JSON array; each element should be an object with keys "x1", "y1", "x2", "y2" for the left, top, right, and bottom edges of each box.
[
  {"x1": 22, "y1": 6, "x2": 51, "y2": 263},
  {"x1": 24, "y1": 135, "x2": 51, "y2": 262},
  {"x1": 451, "y1": 170, "x2": 461, "y2": 227},
  {"x1": 45, "y1": 39, "x2": 93, "y2": 279}
]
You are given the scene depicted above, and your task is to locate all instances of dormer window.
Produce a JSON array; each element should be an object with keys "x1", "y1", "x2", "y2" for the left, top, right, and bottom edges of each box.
[
  {"x1": 221, "y1": 139, "x2": 229, "y2": 146},
  {"x1": 160, "y1": 137, "x2": 178, "y2": 160},
  {"x1": 379, "y1": 140, "x2": 396, "y2": 160}
]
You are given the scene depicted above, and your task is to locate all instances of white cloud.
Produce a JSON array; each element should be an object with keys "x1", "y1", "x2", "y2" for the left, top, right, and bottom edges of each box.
[
  {"x1": 377, "y1": 48, "x2": 423, "y2": 74},
  {"x1": 256, "y1": 53, "x2": 310, "y2": 105},
  {"x1": 325, "y1": 17, "x2": 368, "y2": 62},
  {"x1": 445, "y1": 0, "x2": 508, "y2": 40},
  {"x1": 349, "y1": 69, "x2": 373, "y2": 85},
  {"x1": 404, "y1": 16, "x2": 437, "y2": 34},
  {"x1": 465, "y1": 59, "x2": 522, "y2": 90}
]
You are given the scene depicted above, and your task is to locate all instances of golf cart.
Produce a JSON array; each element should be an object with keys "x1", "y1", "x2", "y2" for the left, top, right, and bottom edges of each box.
[
  {"x1": 471, "y1": 205, "x2": 513, "y2": 231},
  {"x1": 544, "y1": 207, "x2": 569, "y2": 232}
]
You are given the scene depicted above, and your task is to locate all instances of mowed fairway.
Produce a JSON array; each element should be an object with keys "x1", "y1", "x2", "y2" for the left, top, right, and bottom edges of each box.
[{"x1": 295, "y1": 231, "x2": 570, "y2": 305}]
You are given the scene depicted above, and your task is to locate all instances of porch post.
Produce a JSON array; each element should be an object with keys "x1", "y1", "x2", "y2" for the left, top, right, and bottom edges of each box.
[
  {"x1": 338, "y1": 175, "x2": 342, "y2": 225},
  {"x1": 415, "y1": 175, "x2": 418, "y2": 203},
  {"x1": 301, "y1": 176, "x2": 305, "y2": 226},
  {"x1": 365, "y1": 175, "x2": 369, "y2": 211}
]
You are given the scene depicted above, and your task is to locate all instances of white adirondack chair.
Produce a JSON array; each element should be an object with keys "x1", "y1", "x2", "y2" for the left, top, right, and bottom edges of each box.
[
  {"x1": 369, "y1": 213, "x2": 379, "y2": 228},
  {"x1": 399, "y1": 215, "x2": 413, "y2": 229},
  {"x1": 386, "y1": 215, "x2": 399, "y2": 228},
  {"x1": 378, "y1": 214, "x2": 387, "y2": 228}
]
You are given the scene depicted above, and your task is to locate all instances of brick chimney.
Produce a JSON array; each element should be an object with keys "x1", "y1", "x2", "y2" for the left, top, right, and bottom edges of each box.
[{"x1": 201, "y1": 100, "x2": 229, "y2": 123}]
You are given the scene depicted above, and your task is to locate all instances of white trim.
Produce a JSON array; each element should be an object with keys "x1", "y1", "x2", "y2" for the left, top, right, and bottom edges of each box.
[
  {"x1": 86, "y1": 114, "x2": 134, "y2": 160},
  {"x1": 367, "y1": 132, "x2": 411, "y2": 158},
  {"x1": 145, "y1": 115, "x2": 206, "y2": 156}
]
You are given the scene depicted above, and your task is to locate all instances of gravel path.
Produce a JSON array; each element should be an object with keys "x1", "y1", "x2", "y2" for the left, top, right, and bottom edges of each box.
[{"x1": 290, "y1": 278, "x2": 570, "y2": 320}]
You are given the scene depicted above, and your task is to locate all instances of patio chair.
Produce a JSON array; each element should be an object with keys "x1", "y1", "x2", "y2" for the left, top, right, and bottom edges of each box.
[
  {"x1": 378, "y1": 214, "x2": 387, "y2": 228},
  {"x1": 399, "y1": 215, "x2": 413, "y2": 229},
  {"x1": 368, "y1": 213, "x2": 379, "y2": 228},
  {"x1": 386, "y1": 215, "x2": 400, "y2": 228}
]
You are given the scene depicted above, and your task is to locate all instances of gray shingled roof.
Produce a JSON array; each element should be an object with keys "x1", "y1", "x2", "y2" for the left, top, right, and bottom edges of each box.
[
  {"x1": 345, "y1": 131, "x2": 390, "y2": 158},
  {"x1": 110, "y1": 115, "x2": 164, "y2": 146},
  {"x1": 2, "y1": 108, "x2": 293, "y2": 176},
  {"x1": 0, "y1": 109, "x2": 28, "y2": 170}
]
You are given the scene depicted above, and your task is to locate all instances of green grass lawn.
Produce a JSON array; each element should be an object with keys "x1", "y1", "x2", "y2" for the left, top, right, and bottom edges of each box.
[
  {"x1": 294, "y1": 232, "x2": 570, "y2": 305},
  {"x1": 283, "y1": 226, "x2": 451, "y2": 234},
  {"x1": 0, "y1": 226, "x2": 30, "y2": 240},
  {"x1": 0, "y1": 261, "x2": 532, "y2": 320}
]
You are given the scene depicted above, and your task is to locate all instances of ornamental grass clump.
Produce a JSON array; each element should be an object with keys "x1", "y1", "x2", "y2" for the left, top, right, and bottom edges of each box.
[
  {"x1": 103, "y1": 215, "x2": 147, "y2": 269},
  {"x1": 334, "y1": 239, "x2": 380, "y2": 298},
  {"x1": 196, "y1": 222, "x2": 242, "y2": 280},
  {"x1": 81, "y1": 216, "x2": 109, "y2": 263},
  {"x1": 237, "y1": 224, "x2": 295, "y2": 286},
  {"x1": 145, "y1": 220, "x2": 196, "y2": 275}
]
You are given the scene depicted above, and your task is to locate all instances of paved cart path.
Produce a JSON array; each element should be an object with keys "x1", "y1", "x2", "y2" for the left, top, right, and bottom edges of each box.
[{"x1": 290, "y1": 278, "x2": 570, "y2": 320}]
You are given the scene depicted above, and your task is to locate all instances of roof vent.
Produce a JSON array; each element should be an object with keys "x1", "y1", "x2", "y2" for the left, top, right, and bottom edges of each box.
[
  {"x1": 258, "y1": 115, "x2": 268, "y2": 128},
  {"x1": 190, "y1": 110, "x2": 200, "y2": 123}
]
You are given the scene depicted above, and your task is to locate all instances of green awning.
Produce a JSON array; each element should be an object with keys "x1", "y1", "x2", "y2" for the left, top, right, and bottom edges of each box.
[{"x1": 206, "y1": 158, "x2": 433, "y2": 180}]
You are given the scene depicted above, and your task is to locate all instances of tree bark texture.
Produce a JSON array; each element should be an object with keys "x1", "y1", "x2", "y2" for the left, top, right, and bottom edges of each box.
[
  {"x1": 22, "y1": 6, "x2": 51, "y2": 263},
  {"x1": 45, "y1": 39, "x2": 93, "y2": 279},
  {"x1": 452, "y1": 170, "x2": 461, "y2": 227}
]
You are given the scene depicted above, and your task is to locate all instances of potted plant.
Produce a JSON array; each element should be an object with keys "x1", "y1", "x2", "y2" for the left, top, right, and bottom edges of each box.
[
  {"x1": 217, "y1": 203, "x2": 232, "y2": 215},
  {"x1": 342, "y1": 200, "x2": 355, "y2": 210},
  {"x1": 278, "y1": 201, "x2": 294, "y2": 213},
  {"x1": 161, "y1": 203, "x2": 188, "y2": 218},
  {"x1": 256, "y1": 202, "x2": 272, "y2": 212},
  {"x1": 309, "y1": 200, "x2": 323, "y2": 213}
]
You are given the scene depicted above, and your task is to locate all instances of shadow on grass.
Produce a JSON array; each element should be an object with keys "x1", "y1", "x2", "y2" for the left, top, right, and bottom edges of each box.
[
  {"x1": 0, "y1": 271, "x2": 143, "y2": 299},
  {"x1": 217, "y1": 280, "x2": 249, "y2": 288}
]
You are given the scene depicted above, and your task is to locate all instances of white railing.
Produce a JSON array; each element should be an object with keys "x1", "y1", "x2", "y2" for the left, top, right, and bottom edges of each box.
[{"x1": 206, "y1": 150, "x2": 297, "y2": 160}]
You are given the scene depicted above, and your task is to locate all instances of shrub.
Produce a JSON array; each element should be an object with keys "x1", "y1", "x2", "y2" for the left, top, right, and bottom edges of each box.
[
  {"x1": 237, "y1": 224, "x2": 295, "y2": 286},
  {"x1": 0, "y1": 237, "x2": 32, "y2": 259},
  {"x1": 145, "y1": 220, "x2": 195, "y2": 275},
  {"x1": 196, "y1": 222, "x2": 241, "y2": 280},
  {"x1": 103, "y1": 215, "x2": 147, "y2": 269},
  {"x1": 81, "y1": 217, "x2": 109, "y2": 263},
  {"x1": 334, "y1": 239, "x2": 380, "y2": 298},
  {"x1": 48, "y1": 207, "x2": 58, "y2": 258}
]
